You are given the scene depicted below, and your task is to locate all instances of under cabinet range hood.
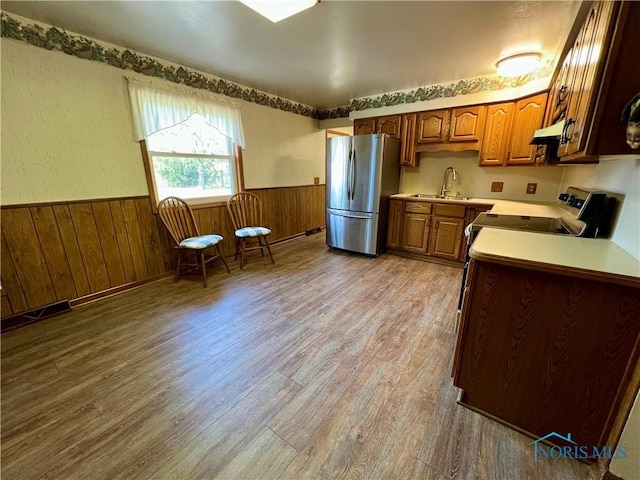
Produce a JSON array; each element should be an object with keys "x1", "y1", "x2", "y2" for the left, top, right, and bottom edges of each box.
[{"x1": 529, "y1": 119, "x2": 565, "y2": 145}]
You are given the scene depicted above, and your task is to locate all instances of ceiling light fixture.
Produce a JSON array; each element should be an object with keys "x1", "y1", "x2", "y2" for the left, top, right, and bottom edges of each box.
[
  {"x1": 496, "y1": 53, "x2": 542, "y2": 77},
  {"x1": 238, "y1": 0, "x2": 318, "y2": 23}
]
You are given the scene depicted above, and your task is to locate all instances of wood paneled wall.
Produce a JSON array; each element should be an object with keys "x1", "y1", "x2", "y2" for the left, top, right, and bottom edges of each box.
[{"x1": 1, "y1": 185, "x2": 325, "y2": 319}]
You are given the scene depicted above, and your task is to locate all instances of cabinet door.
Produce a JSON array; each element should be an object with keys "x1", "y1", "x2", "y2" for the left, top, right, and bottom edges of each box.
[
  {"x1": 399, "y1": 113, "x2": 418, "y2": 167},
  {"x1": 507, "y1": 93, "x2": 547, "y2": 165},
  {"x1": 354, "y1": 118, "x2": 376, "y2": 135},
  {"x1": 449, "y1": 106, "x2": 486, "y2": 143},
  {"x1": 560, "y1": 0, "x2": 614, "y2": 157},
  {"x1": 546, "y1": 50, "x2": 574, "y2": 125},
  {"x1": 416, "y1": 110, "x2": 449, "y2": 143},
  {"x1": 376, "y1": 115, "x2": 402, "y2": 138},
  {"x1": 479, "y1": 103, "x2": 513, "y2": 166},
  {"x1": 429, "y1": 216, "x2": 465, "y2": 260},
  {"x1": 387, "y1": 200, "x2": 404, "y2": 248},
  {"x1": 401, "y1": 213, "x2": 430, "y2": 254}
]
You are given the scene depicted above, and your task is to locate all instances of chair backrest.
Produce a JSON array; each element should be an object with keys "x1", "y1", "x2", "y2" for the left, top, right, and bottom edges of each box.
[
  {"x1": 157, "y1": 196, "x2": 200, "y2": 245},
  {"x1": 227, "y1": 192, "x2": 264, "y2": 230}
]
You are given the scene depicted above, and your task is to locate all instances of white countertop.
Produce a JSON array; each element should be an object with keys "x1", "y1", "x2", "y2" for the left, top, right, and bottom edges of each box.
[
  {"x1": 390, "y1": 193, "x2": 563, "y2": 217},
  {"x1": 470, "y1": 228, "x2": 640, "y2": 282}
]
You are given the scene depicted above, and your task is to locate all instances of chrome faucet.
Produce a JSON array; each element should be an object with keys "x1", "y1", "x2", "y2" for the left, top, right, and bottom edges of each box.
[{"x1": 440, "y1": 166, "x2": 458, "y2": 197}]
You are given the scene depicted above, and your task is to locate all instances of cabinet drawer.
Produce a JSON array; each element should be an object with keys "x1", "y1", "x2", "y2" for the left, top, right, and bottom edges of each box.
[
  {"x1": 405, "y1": 202, "x2": 432, "y2": 214},
  {"x1": 433, "y1": 204, "x2": 466, "y2": 218}
]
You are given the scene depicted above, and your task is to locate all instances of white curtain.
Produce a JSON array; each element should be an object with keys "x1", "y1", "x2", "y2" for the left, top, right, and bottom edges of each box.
[{"x1": 126, "y1": 77, "x2": 246, "y2": 147}]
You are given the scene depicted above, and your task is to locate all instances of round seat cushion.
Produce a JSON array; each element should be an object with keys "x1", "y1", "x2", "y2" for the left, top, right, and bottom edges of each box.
[
  {"x1": 235, "y1": 227, "x2": 271, "y2": 238},
  {"x1": 179, "y1": 234, "x2": 223, "y2": 249}
]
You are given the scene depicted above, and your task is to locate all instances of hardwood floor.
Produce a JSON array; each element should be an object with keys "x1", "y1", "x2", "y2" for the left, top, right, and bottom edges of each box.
[{"x1": 1, "y1": 234, "x2": 596, "y2": 480}]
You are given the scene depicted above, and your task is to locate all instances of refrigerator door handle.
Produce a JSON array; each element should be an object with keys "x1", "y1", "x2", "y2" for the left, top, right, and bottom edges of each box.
[
  {"x1": 346, "y1": 149, "x2": 353, "y2": 199},
  {"x1": 328, "y1": 210, "x2": 373, "y2": 220},
  {"x1": 350, "y1": 150, "x2": 356, "y2": 200}
]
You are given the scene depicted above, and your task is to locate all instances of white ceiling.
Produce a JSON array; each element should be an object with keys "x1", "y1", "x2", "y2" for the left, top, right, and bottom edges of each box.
[{"x1": 1, "y1": 1, "x2": 582, "y2": 109}]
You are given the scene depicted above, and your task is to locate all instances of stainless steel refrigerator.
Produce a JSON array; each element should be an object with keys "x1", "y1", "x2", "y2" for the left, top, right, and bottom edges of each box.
[{"x1": 326, "y1": 134, "x2": 400, "y2": 256}]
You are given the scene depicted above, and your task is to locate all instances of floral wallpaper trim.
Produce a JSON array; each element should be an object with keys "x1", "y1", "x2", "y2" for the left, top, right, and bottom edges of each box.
[
  {"x1": 0, "y1": 12, "x2": 349, "y2": 120},
  {"x1": 350, "y1": 61, "x2": 554, "y2": 112}
]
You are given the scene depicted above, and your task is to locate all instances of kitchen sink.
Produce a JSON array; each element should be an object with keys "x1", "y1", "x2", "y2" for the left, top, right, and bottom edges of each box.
[{"x1": 412, "y1": 194, "x2": 470, "y2": 201}]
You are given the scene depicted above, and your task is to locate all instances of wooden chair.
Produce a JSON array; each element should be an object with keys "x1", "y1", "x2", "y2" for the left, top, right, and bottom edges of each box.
[
  {"x1": 158, "y1": 197, "x2": 230, "y2": 287},
  {"x1": 226, "y1": 192, "x2": 274, "y2": 270}
]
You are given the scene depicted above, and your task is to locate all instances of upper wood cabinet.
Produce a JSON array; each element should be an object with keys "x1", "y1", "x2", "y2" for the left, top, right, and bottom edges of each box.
[
  {"x1": 449, "y1": 106, "x2": 486, "y2": 143},
  {"x1": 559, "y1": 1, "x2": 610, "y2": 158},
  {"x1": 416, "y1": 107, "x2": 486, "y2": 152},
  {"x1": 399, "y1": 113, "x2": 418, "y2": 167},
  {"x1": 375, "y1": 115, "x2": 402, "y2": 138},
  {"x1": 416, "y1": 110, "x2": 449, "y2": 144},
  {"x1": 354, "y1": 115, "x2": 402, "y2": 138},
  {"x1": 546, "y1": 1, "x2": 639, "y2": 162},
  {"x1": 506, "y1": 93, "x2": 548, "y2": 166},
  {"x1": 479, "y1": 102, "x2": 513, "y2": 166},
  {"x1": 353, "y1": 118, "x2": 376, "y2": 135}
]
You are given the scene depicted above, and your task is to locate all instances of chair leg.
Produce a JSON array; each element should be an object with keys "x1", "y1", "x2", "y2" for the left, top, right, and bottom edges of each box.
[
  {"x1": 200, "y1": 250, "x2": 207, "y2": 288},
  {"x1": 240, "y1": 239, "x2": 246, "y2": 270},
  {"x1": 234, "y1": 238, "x2": 240, "y2": 261},
  {"x1": 175, "y1": 249, "x2": 183, "y2": 282},
  {"x1": 258, "y1": 237, "x2": 265, "y2": 257},
  {"x1": 264, "y1": 236, "x2": 275, "y2": 265},
  {"x1": 218, "y1": 244, "x2": 230, "y2": 273}
]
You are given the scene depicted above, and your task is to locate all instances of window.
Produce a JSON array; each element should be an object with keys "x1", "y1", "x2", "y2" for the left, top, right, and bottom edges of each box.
[
  {"x1": 126, "y1": 77, "x2": 246, "y2": 208},
  {"x1": 146, "y1": 113, "x2": 238, "y2": 204}
]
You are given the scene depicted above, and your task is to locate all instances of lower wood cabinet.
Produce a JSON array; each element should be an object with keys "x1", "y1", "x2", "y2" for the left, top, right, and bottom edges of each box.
[
  {"x1": 401, "y1": 213, "x2": 431, "y2": 254},
  {"x1": 386, "y1": 200, "x2": 404, "y2": 248},
  {"x1": 387, "y1": 200, "x2": 483, "y2": 264},
  {"x1": 453, "y1": 258, "x2": 640, "y2": 452},
  {"x1": 429, "y1": 216, "x2": 465, "y2": 260},
  {"x1": 400, "y1": 202, "x2": 432, "y2": 254}
]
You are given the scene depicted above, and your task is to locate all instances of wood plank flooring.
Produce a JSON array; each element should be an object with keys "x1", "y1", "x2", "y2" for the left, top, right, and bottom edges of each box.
[{"x1": 1, "y1": 234, "x2": 596, "y2": 480}]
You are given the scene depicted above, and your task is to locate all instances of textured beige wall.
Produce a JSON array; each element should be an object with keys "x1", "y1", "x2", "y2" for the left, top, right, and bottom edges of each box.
[
  {"x1": 400, "y1": 151, "x2": 565, "y2": 202},
  {"x1": 241, "y1": 102, "x2": 325, "y2": 189},
  {"x1": 0, "y1": 38, "x2": 325, "y2": 205},
  {"x1": 560, "y1": 157, "x2": 640, "y2": 259},
  {"x1": 1, "y1": 39, "x2": 147, "y2": 204},
  {"x1": 611, "y1": 393, "x2": 640, "y2": 480}
]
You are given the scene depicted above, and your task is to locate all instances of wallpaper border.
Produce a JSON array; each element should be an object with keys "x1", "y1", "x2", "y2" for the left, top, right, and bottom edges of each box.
[
  {"x1": 0, "y1": 12, "x2": 349, "y2": 120},
  {"x1": 1, "y1": 11, "x2": 551, "y2": 120},
  {"x1": 350, "y1": 62, "x2": 553, "y2": 112}
]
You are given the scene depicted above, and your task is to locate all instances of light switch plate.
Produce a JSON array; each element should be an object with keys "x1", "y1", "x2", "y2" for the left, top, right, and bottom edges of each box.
[
  {"x1": 526, "y1": 183, "x2": 537, "y2": 194},
  {"x1": 491, "y1": 182, "x2": 504, "y2": 193}
]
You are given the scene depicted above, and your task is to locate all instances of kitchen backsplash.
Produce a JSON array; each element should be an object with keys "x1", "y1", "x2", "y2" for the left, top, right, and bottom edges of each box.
[
  {"x1": 400, "y1": 151, "x2": 565, "y2": 202},
  {"x1": 560, "y1": 156, "x2": 640, "y2": 259}
]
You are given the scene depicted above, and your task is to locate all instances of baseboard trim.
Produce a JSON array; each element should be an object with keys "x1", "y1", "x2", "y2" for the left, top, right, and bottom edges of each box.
[
  {"x1": 1, "y1": 231, "x2": 326, "y2": 332},
  {"x1": 386, "y1": 248, "x2": 464, "y2": 268},
  {"x1": 70, "y1": 272, "x2": 175, "y2": 308}
]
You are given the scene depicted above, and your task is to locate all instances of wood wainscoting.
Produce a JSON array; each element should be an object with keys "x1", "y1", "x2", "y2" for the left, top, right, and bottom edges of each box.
[{"x1": 0, "y1": 185, "x2": 325, "y2": 321}]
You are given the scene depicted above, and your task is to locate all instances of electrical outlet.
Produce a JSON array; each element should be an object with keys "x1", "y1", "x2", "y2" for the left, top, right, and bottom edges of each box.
[
  {"x1": 526, "y1": 183, "x2": 537, "y2": 194},
  {"x1": 491, "y1": 182, "x2": 504, "y2": 193},
  {"x1": 314, "y1": 176, "x2": 320, "y2": 185}
]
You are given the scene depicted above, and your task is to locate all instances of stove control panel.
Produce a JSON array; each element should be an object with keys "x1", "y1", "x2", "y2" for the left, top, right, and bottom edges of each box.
[{"x1": 557, "y1": 186, "x2": 613, "y2": 238}]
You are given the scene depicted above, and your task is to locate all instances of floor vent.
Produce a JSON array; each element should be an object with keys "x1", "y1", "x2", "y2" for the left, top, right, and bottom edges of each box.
[
  {"x1": 306, "y1": 227, "x2": 322, "y2": 236},
  {"x1": 2, "y1": 300, "x2": 72, "y2": 333}
]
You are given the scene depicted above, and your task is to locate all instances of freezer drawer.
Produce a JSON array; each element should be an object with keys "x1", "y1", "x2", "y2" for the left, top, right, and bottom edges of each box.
[{"x1": 326, "y1": 209, "x2": 380, "y2": 256}]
